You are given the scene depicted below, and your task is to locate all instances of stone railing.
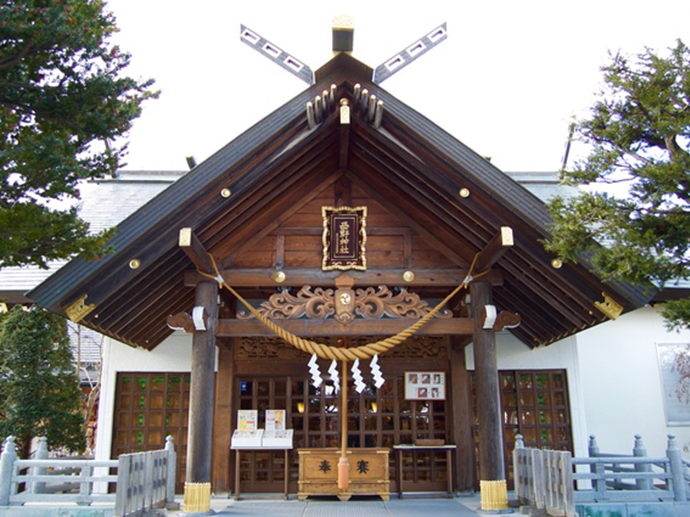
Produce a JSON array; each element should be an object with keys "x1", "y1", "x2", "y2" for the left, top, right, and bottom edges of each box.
[
  {"x1": 513, "y1": 434, "x2": 690, "y2": 517},
  {"x1": 0, "y1": 435, "x2": 177, "y2": 517}
]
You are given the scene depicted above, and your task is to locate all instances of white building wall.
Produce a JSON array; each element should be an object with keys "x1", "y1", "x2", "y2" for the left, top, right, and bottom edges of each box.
[
  {"x1": 94, "y1": 332, "x2": 194, "y2": 463},
  {"x1": 575, "y1": 306, "x2": 690, "y2": 458},
  {"x1": 466, "y1": 333, "x2": 590, "y2": 459}
]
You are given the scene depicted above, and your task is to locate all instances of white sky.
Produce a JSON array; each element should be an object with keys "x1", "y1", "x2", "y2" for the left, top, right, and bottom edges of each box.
[{"x1": 105, "y1": 0, "x2": 690, "y2": 173}]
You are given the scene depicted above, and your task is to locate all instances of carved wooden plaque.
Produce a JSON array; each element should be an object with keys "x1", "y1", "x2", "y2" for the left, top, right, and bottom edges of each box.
[{"x1": 322, "y1": 206, "x2": 367, "y2": 271}]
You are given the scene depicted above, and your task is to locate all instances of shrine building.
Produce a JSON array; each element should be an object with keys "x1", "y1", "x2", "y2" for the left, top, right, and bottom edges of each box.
[{"x1": 27, "y1": 20, "x2": 677, "y2": 512}]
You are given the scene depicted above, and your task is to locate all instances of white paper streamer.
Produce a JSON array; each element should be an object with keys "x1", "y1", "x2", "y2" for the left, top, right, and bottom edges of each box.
[
  {"x1": 308, "y1": 353, "x2": 322, "y2": 388},
  {"x1": 328, "y1": 360, "x2": 340, "y2": 393},
  {"x1": 370, "y1": 354, "x2": 385, "y2": 389},
  {"x1": 351, "y1": 359, "x2": 366, "y2": 393}
]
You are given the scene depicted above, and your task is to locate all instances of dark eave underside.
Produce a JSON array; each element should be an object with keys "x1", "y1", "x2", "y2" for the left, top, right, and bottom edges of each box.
[{"x1": 28, "y1": 54, "x2": 651, "y2": 350}]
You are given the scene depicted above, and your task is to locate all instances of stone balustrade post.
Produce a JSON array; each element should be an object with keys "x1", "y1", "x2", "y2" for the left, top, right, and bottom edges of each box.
[
  {"x1": 0, "y1": 437, "x2": 18, "y2": 506},
  {"x1": 633, "y1": 434, "x2": 652, "y2": 491},
  {"x1": 666, "y1": 434, "x2": 687, "y2": 502}
]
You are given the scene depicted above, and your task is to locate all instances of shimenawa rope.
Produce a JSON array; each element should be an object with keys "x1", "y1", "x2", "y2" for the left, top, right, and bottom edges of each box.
[{"x1": 198, "y1": 254, "x2": 483, "y2": 361}]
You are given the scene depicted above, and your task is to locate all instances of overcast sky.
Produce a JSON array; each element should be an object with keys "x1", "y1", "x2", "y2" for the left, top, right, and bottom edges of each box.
[{"x1": 104, "y1": 0, "x2": 690, "y2": 173}]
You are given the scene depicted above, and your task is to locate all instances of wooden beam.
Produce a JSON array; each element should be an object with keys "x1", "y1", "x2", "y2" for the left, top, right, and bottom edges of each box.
[
  {"x1": 179, "y1": 227, "x2": 216, "y2": 275},
  {"x1": 185, "y1": 268, "x2": 503, "y2": 288},
  {"x1": 474, "y1": 227, "x2": 513, "y2": 274},
  {"x1": 216, "y1": 317, "x2": 474, "y2": 337}
]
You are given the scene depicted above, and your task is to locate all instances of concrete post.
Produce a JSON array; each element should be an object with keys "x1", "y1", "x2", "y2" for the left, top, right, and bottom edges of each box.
[
  {"x1": 165, "y1": 435, "x2": 177, "y2": 508},
  {"x1": 588, "y1": 435, "x2": 599, "y2": 457},
  {"x1": 633, "y1": 435, "x2": 652, "y2": 491},
  {"x1": 0, "y1": 437, "x2": 18, "y2": 506},
  {"x1": 666, "y1": 434, "x2": 687, "y2": 502},
  {"x1": 30, "y1": 437, "x2": 48, "y2": 494}
]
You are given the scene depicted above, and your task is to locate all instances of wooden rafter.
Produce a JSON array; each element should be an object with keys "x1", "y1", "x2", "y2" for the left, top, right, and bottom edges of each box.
[
  {"x1": 180, "y1": 228, "x2": 215, "y2": 275},
  {"x1": 474, "y1": 227, "x2": 513, "y2": 273},
  {"x1": 184, "y1": 268, "x2": 503, "y2": 288}
]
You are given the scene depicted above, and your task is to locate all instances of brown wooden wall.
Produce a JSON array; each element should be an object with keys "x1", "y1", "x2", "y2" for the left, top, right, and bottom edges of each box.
[{"x1": 231, "y1": 183, "x2": 459, "y2": 272}]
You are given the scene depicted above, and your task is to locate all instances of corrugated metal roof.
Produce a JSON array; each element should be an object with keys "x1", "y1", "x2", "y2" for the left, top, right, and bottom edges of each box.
[{"x1": 68, "y1": 322, "x2": 103, "y2": 364}]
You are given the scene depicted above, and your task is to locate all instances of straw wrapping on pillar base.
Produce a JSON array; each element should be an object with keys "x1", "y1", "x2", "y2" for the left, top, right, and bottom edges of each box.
[
  {"x1": 480, "y1": 479, "x2": 508, "y2": 510},
  {"x1": 183, "y1": 482, "x2": 212, "y2": 513}
]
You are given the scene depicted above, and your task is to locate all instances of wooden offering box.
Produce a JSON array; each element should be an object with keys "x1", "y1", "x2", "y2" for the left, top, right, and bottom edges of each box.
[{"x1": 297, "y1": 448, "x2": 390, "y2": 501}]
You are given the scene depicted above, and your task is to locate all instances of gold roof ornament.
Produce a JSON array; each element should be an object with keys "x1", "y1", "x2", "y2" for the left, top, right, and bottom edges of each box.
[
  {"x1": 64, "y1": 294, "x2": 96, "y2": 323},
  {"x1": 594, "y1": 292, "x2": 624, "y2": 320}
]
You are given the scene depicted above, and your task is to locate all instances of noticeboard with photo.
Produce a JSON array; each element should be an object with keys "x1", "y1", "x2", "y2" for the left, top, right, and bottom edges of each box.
[{"x1": 404, "y1": 371, "x2": 445, "y2": 400}]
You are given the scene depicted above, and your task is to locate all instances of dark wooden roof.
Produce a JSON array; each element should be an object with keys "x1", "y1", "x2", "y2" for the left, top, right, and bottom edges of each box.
[{"x1": 28, "y1": 53, "x2": 650, "y2": 350}]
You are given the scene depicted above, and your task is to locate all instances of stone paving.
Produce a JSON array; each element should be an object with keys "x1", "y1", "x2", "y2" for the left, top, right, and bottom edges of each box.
[{"x1": 168, "y1": 494, "x2": 504, "y2": 516}]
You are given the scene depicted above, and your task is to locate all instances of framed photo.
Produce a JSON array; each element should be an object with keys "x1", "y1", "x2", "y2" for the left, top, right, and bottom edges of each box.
[
  {"x1": 657, "y1": 343, "x2": 690, "y2": 426},
  {"x1": 405, "y1": 371, "x2": 445, "y2": 400}
]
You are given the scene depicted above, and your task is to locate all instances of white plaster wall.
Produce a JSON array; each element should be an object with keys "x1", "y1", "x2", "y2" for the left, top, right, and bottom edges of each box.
[
  {"x1": 94, "y1": 332, "x2": 194, "y2": 464},
  {"x1": 575, "y1": 306, "x2": 690, "y2": 458},
  {"x1": 465, "y1": 333, "x2": 590, "y2": 458}
]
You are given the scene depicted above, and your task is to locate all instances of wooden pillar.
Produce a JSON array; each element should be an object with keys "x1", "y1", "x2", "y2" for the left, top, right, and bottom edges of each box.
[
  {"x1": 212, "y1": 338, "x2": 235, "y2": 495},
  {"x1": 450, "y1": 336, "x2": 475, "y2": 492},
  {"x1": 470, "y1": 281, "x2": 505, "y2": 481},
  {"x1": 186, "y1": 280, "x2": 218, "y2": 487}
]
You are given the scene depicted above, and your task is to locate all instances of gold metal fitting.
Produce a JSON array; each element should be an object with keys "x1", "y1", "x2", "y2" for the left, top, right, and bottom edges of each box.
[
  {"x1": 459, "y1": 188, "x2": 470, "y2": 198},
  {"x1": 129, "y1": 259, "x2": 141, "y2": 269},
  {"x1": 403, "y1": 270, "x2": 415, "y2": 282},
  {"x1": 274, "y1": 271, "x2": 286, "y2": 283},
  {"x1": 221, "y1": 188, "x2": 232, "y2": 198},
  {"x1": 551, "y1": 258, "x2": 563, "y2": 269}
]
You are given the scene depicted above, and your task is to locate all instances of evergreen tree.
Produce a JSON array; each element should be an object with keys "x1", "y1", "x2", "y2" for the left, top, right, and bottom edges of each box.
[
  {"x1": 0, "y1": 306, "x2": 84, "y2": 458},
  {"x1": 0, "y1": 0, "x2": 158, "y2": 269},
  {"x1": 545, "y1": 40, "x2": 690, "y2": 329}
]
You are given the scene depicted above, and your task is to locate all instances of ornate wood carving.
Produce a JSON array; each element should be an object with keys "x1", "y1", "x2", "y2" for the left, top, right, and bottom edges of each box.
[
  {"x1": 236, "y1": 337, "x2": 310, "y2": 360},
  {"x1": 479, "y1": 306, "x2": 521, "y2": 332},
  {"x1": 355, "y1": 286, "x2": 452, "y2": 319},
  {"x1": 167, "y1": 312, "x2": 194, "y2": 333},
  {"x1": 235, "y1": 335, "x2": 447, "y2": 360},
  {"x1": 237, "y1": 286, "x2": 335, "y2": 320},
  {"x1": 237, "y1": 285, "x2": 452, "y2": 324},
  {"x1": 384, "y1": 336, "x2": 447, "y2": 359},
  {"x1": 494, "y1": 311, "x2": 521, "y2": 331}
]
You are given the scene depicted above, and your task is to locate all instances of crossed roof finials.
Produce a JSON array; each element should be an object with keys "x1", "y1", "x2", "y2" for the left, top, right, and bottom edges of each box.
[{"x1": 239, "y1": 19, "x2": 448, "y2": 85}]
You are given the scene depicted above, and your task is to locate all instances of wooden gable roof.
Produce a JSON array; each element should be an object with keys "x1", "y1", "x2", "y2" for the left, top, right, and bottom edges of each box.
[{"x1": 28, "y1": 53, "x2": 650, "y2": 350}]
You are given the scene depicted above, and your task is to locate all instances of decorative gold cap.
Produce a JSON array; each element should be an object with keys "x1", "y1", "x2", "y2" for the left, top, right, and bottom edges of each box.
[
  {"x1": 594, "y1": 292, "x2": 623, "y2": 320},
  {"x1": 459, "y1": 188, "x2": 470, "y2": 198},
  {"x1": 64, "y1": 294, "x2": 96, "y2": 323},
  {"x1": 221, "y1": 188, "x2": 232, "y2": 198},
  {"x1": 403, "y1": 270, "x2": 415, "y2": 282},
  {"x1": 274, "y1": 271, "x2": 286, "y2": 283}
]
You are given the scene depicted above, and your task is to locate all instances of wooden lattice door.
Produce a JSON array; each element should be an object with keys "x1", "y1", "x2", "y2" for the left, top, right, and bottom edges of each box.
[
  {"x1": 471, "y1": 369, "x2": 573, "y2": 488},
  {"x1": 235, "y1": 374, "x2": 452, "y2": 494},
  {"x1": 111, "y1": 372, "x2": 190, "y2": 493}
]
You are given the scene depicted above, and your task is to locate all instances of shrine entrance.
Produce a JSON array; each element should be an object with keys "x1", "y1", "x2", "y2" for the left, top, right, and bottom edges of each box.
[{"x1": 231, "y1": 335, "x2": 454, "y2": 494}]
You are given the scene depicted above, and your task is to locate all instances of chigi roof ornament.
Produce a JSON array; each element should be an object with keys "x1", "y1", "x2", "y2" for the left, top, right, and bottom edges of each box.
[{"x1": 240, "y1": 18, "x2": 447, "y2": 86}]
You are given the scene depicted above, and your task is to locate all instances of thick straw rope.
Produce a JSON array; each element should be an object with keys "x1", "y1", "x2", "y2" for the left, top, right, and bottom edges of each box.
[{"x1": 200, "y1": 255, "x2": 483, "y2": 361}]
